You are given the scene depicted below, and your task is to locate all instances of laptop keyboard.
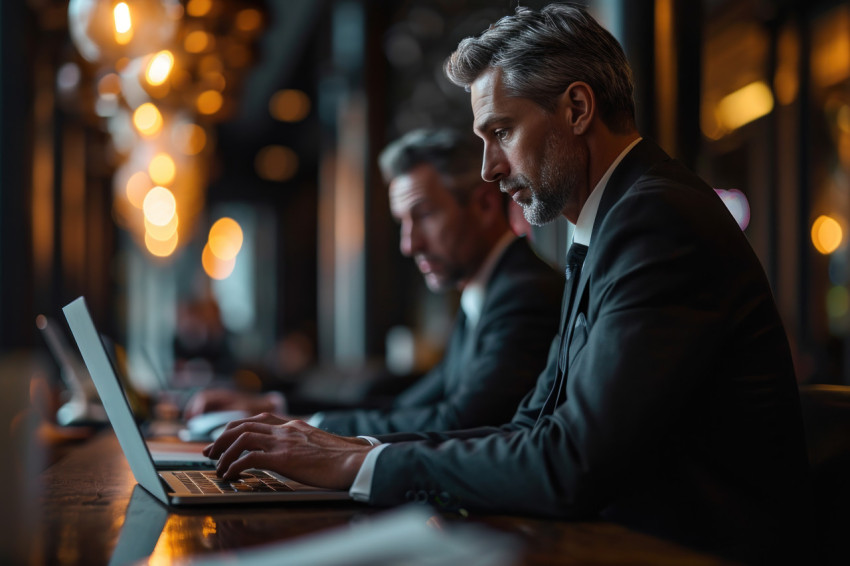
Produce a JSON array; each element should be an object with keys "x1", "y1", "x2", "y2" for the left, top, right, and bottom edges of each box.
[{"x1": 173, "y1": 470, "x2": 294, "y2": 494}]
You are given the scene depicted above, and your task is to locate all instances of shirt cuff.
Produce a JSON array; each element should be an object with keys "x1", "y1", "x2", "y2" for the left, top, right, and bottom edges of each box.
[
  {"x1": 306, "y1": 412, "x2": 324, "y2": 427},
  {"x1": 349, "y1": 443, "x2": 390, "y2": 502}
]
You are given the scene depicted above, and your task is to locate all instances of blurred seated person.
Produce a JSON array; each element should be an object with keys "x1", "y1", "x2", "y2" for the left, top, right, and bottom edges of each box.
[
  {"x1": 184, "y1": 128, "x2": 563, "y2": 435},
  {"x1": 173, "y1": 291, "x2": 236, "y2": 387}
]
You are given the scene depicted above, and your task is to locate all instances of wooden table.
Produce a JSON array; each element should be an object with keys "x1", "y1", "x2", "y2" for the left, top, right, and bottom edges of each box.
[{"x1": 30, "y1": 430, "x2": 736, "y2": 565}]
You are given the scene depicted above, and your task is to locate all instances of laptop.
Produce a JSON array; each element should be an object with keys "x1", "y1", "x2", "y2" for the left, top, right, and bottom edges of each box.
[
  {"x1": 36, "y1": 314, "x2": 108, "y2": 426},
  {"x1": 63, "y1": 296, "x2": 351, "y2": 505},
  {"x1": 39, "y1": 312, "x2": 212, "y2": 465}
]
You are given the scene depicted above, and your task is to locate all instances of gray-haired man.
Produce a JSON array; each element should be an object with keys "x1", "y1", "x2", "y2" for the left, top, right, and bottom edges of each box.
[{"x1": 205, "y1": 6, "x2": 812, "y2": 562}]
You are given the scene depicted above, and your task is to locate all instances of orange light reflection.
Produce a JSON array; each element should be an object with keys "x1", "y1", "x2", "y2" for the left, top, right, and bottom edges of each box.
[
  {"x1": 202, "y1": 243, "x2": 236, "y2": 280},
  {"x1": 208, "y1": 217, "x2": 243, "y2": 260}
]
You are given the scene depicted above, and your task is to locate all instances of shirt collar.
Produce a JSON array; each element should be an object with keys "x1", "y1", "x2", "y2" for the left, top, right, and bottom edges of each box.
[
  {"x1": 460, "y1": 230, "x2": 516, "y2": 328},
  {"x1": 573, "y1": 137, "x2": 642, "y2": 246}
]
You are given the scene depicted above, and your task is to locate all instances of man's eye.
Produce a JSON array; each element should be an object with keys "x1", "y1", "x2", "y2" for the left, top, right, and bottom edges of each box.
[
  {"x1": 412, "y1": 209, "x2": 433, "y2": 220},
  {"x1": 494, "y1": 129, "x2": 509, "y2": 141}
]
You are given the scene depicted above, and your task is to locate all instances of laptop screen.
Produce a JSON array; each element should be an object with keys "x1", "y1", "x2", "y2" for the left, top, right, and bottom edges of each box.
[{"x1": 63, "y1": 297, "x2": 170, "y2": 504}]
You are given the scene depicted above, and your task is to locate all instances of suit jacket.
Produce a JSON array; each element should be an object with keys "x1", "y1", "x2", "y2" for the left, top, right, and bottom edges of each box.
[
  {"x1": 317, "y1": 236, "x2": 563, "y2": 436},
  {"x1": 368, "y1": 141, "x2": 813, "y2": 563}
]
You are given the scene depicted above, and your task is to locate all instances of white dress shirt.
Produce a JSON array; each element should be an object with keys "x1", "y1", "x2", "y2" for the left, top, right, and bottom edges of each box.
[{"x1": 572, "y1": 137, "x2": 642, "y2": 246}]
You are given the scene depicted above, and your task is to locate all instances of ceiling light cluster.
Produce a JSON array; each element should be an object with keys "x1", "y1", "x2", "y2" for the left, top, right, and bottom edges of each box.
[{"x1": 67, "y1": 0, "x2": 265, "y2": 267}]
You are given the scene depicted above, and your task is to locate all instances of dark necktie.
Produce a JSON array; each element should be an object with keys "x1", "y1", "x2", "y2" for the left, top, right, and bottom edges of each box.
[
  {"x1": 537, "y1": 242, "x2": 589, "y2": 422},
  {"x1": 564, "y1": 242, "x2": 588, "y2": 283}
]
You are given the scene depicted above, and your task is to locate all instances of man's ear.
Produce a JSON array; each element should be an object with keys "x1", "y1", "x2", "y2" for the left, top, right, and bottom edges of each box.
[{"x1": 561, "y1": 81, "x2": 595, "y2": 135}]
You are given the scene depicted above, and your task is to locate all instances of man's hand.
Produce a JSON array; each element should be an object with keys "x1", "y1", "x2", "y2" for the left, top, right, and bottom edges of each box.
[
  {"x1": 183, "y1": 389, "x2": 286, "y2": 420},
  {"x1": 202, "y1": 414, "x2": 373, "y2": 490}
]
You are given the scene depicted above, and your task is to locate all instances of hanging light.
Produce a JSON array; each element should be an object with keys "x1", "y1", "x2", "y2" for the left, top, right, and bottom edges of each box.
[{"x1": 68, "y1": 0, "x2": 181, "y2": 65}]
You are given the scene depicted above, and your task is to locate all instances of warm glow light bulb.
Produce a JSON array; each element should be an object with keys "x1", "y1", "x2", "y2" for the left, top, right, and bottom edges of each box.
[
  {"x1": 69, "y1": 0, "x2": 179, "y2": 65},
  {"x1": 208, "y1": 217, "x2": 243, "y2": 260},
  {"x1": 143, "y1": 186, "x2": 177, "y2": 227},
  {"x1": 148, "y1": 152, "x2": 176, "y2": 185},
  {"x1": 812, "y1": 215, "x2": 844, "y2": 255},
  {"x1": 146, "y1": 50, "x2": 174, "y2": 86},
  {"x1": 132, "y1": 103, "x2": 163, "y2": 137},
  {"x1": 113, "y1": 2, "x2": 133, "y2": 45}
]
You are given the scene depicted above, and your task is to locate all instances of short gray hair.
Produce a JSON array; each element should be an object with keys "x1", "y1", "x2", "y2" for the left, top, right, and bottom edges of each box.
[
  {"x1": 444, "y1": 3, "x2": 636, "y2": 134},
  {"x1": 378, "y1": 128, "x2": 484, "y2": 204}
]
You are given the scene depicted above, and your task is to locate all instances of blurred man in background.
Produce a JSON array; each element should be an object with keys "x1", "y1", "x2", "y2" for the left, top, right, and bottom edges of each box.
[{"x1": 185, "y1": 128, "x2": 563, "y2": 435}]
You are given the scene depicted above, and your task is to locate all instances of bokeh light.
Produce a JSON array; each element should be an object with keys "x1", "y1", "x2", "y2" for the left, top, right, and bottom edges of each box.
[
  {"x1": 113, "y1": 2, "x2": 133, "y2": 45},
  {"x1": 235, "y1": 8, "x2": 262, "y2": 32},
  {"x1": 184, "y1": 30, "x2": 212, "y2": 53},
  {"x1": 255, "y1": 145, "x2": 298, "y2": 181},
  {"x1": 149, "y1": 152, "x2": 176, "y2": 185},
  {"x1": 146, "y1": 50, "x2": 174, "y2": 86},
  {"x1": 143, "y1": 186, "x2": 177, "y2": 227},
  {"x1": 97, "y1": 72, "x2": 122, "y2": 97},
  {"x1": 269, "y1": 89, "x2": 311, "y2": 122},
  {"x1": 186, "y1": 0, "x2": 213, "y2": 18},
  {"x1": 812, "y1": 215, "x2": 844, "y2": 255},
  {"x1": 173, "y1": 123, "x2": 207, "y2": 155},
  {"x1": 715, "y1": 81, "x2": 774, "y2": 134},
  {"x1": 126, "y1": 171, "x2": 153, "y2": 208},
  {"x1": 202, "y1": 242, "x2": 236, "y2": 280},
  {"x1": 57, "y1": 63, "x2": 82, "y2": 94},
  {"x1": 196, "y1": 89, "x2": 223, "y2": 115},
  {"x1": 145, "y1": 212, "x2": 179, "y2": 241},
  {"x1": 68, "y1": 0, "x2": 179, "y2": 64},
  {"x1": 132, "y1": 102, "x2": 163, "y2": 137},
  {"x1": 145, "y1": 229, "x2": 178, "y2": 257},
  {"x1": 208, "y1": 217, "x2": 243, "y2": 260}
]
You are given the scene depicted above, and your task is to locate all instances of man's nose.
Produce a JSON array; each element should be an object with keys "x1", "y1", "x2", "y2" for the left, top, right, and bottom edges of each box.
[
  {"x1": 399, "y1": 223, "x2": 419, "y2": 257},
  {"x1": 482, "y1": 144, "x2": 508, "y2": 182}
]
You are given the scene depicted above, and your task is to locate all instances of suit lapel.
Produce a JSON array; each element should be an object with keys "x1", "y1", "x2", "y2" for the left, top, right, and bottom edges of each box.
[
  {"x1": 563, "y1": 264, "x2": 590, "y2": 366},
  {"x1": 443, "y1": 309, "x2": 470, "y2": 391},
  {"x1": 449, "y1": 237, "x2": 530, "y2": 388},
  {"x1": 558, "y1": 140, "x2": 672, "y2": 391},
  {"x1": 539, "y1": 140, "x2": 673, "y2": 421}
]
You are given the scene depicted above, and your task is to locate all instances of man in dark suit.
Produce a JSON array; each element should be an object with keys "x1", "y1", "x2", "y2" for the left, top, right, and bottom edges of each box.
[
  {"x1": 185, "y1": 128, "x2": 563, "y2": 436},
  {"x1": 205, "y1": 5, "x2": 812, "y2": 562}
]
